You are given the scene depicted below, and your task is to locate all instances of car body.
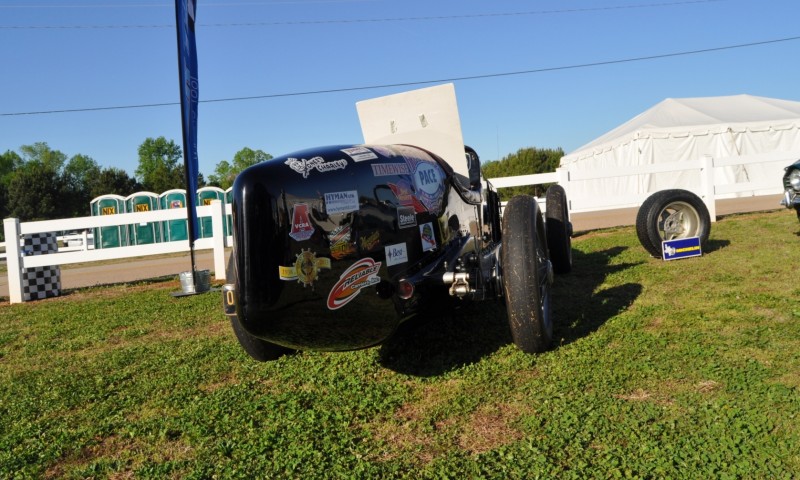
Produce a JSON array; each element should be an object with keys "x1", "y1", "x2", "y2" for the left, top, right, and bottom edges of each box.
[
  {"x1": 780, "y1": 158, "x2": 800, "y2": 221},
  {"x1": 221, "y1": 84, "x2": 573, "y2": 360}
]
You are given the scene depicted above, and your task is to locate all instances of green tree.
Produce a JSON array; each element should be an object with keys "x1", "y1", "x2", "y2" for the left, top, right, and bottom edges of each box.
[
  {"x1": 135, "y1": 137, "x2": 184, "y2": 192},
  {"x1": 0, "y1": 150, "x2": 22, "y2": 221},
  {"x1": 88, "y1": 167, "x2": 141, "y2": 202},
  {"x1": 19, "y1": 142, "x2": 68, "y2": 171},
  {"x1": 7, "y1": 161, "x2": 65, "y2": 221},
  {"x1": 63, "y1": 154, "x2": 101, "y2": 217},
  {"x1": 482, "y1": 147, "x2": 564, "y2": 200},
  {"x1": 208, "y1": 147, "x2": 272, "y2": 189}
]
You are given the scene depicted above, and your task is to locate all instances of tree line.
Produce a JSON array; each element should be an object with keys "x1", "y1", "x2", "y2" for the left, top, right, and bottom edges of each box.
[
  {"x1": 1, "y1": 142, "x2": 561, "y2": 241},
  {"x1": 0, "y1": 137, "x2": 272, "y2": 231}
]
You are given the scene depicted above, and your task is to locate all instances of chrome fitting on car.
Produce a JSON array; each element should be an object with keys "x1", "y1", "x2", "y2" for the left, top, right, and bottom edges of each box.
[{"x1": 443, "y1": 272, "x2": 472, "y2": 298}]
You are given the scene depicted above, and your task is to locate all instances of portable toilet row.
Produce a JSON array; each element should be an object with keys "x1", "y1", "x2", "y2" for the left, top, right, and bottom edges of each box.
[{"x1": 90, "y1": 187, "x2": 230, "y2": 249}]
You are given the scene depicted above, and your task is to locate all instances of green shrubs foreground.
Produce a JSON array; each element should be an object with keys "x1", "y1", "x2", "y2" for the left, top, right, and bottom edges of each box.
[{"x1": 1, "y1": 210, "x2": 799, "y2": 479}]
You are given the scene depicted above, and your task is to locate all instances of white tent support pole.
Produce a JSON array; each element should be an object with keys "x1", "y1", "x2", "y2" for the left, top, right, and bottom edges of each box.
[
  {"x1": 700, "y1": 155, "x2": 717, "y2": 222},
  {"x1": 210, "y1": 200, "x2": 227, "y2": 281},
  {"x1": 556, "y1": 167, "x2": 572, "y2": 211},
  {"x1": 3, "y1": 218, "x2": 24, "y2": 304}
]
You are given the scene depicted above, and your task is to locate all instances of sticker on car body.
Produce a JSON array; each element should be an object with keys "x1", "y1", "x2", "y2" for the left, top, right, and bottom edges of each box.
[
  {"x1": 324, "y1": 190, "x2": 359, "y2": 215},
  {"x1": 384, "y1": 242, "x2": 408, "y2": 267},
  {"x1": 341, "y1": 146, "x2": 378, "y2": 162},
  {"x1": 420, "y1": 222, "x2": 436, "y2": 252},
  {"x1": 279, "y1": 249, "x2": 331, "y2": 288},
  {"x1": 285, "y1": 156, "x2": 348, "y2": 178},
  {"x1": 289, "y1": 203, "x2": 314, "y2": 241},
  {"x1": 371, "y1": 163, "x2": 411, "y2": 177},
  {"x1": 327, "y1": 258, "x2": 382, "y2": 310}
]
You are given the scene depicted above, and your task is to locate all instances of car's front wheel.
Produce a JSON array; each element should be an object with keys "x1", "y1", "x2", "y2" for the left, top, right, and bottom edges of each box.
[{"x1": 501, "y1": 195, "x2": 553, "y2": 354}]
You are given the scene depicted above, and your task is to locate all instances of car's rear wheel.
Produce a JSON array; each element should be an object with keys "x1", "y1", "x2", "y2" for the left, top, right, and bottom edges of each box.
[
  {"x1": 545, "y1": 184, "x2": 572, "y2": 274},
  {"x1": 636, "y1": 189, "x2": 710, "y2": 258},
  {"x1": 501, "y1": 195, "x2": 553, "y2": 353},
  {"x1": 226, "y1": 255, "x2": 291, "y2": 361}
]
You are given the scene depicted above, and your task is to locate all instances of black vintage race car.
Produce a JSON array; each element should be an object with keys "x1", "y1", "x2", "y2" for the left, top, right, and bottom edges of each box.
[
  {"x1": 781, "y1": 158, "x2": 800, "y2": 221},
  {"x1": 222, "y1": 143, "x2": 572, "y2": 361}
]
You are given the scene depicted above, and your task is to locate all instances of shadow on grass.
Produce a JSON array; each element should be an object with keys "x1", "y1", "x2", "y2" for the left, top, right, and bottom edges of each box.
[
  {"x1": 704, "y1": 238, "x2": 731, "y2": 254},
  {"x1": 379, "y1": 246, "x2": 642, "y2": 377}
]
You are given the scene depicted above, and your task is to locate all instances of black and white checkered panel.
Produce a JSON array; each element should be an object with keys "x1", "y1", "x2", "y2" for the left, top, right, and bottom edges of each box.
[{"x1": 21, "y1": 233, "x2": 61, "y2": 301}]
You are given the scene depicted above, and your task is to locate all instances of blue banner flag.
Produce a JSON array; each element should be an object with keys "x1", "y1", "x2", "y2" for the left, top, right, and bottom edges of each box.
[{"x1": 175, "y1": 0, "x2": 200, "y2": 242}]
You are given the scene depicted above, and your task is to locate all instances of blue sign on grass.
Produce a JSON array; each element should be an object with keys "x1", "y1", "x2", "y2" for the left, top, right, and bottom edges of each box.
[{"x1": 662, "y1": 236, "x2": 702, "y2": 261}]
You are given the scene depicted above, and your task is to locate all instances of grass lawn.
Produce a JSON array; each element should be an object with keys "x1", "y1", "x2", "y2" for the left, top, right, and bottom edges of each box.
[{"x1": 1, "y1": 210, "x2": 799, "y2": 478}]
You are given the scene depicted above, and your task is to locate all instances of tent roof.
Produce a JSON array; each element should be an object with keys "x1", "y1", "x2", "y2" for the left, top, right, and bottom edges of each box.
[{"x1": 568, "y1": 94, "x2": 800, "y2": 156}]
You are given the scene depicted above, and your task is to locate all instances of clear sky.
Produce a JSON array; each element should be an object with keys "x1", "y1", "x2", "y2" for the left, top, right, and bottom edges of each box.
[{"x1": 1, "y1": 0, "x2": 798, "y2": 179}]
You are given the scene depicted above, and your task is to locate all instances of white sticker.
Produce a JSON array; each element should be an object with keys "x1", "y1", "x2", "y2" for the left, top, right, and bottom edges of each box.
[
  {"x1": 324, "y1": 190, "x2": 360, "y2": 215},
  {"x1": 384, "y1": 242, "x2": 408, "y2": 267},
  {"x1": 341, "y1": 147, "x2": 378, "y2": 162}
]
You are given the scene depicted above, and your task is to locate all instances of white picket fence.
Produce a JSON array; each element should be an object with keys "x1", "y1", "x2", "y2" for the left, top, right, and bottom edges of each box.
[
  {"x1": 3, "y1": 201, "x2": 230, "y2": 304},
  {"x1": 2, "y1": 150, "x2": 794, "y2": 304}
]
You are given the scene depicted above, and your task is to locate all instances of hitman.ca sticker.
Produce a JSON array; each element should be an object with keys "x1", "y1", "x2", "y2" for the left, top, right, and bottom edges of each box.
[
  {"x1": 326, "y1": 258, "x2": 382, "y2": 310},
  {"x1": 279, "y1": 249, "x2": 332, "y2": 288},
  {"x1": 324, "y1": 190, "x2": 359, "y2": 215}
]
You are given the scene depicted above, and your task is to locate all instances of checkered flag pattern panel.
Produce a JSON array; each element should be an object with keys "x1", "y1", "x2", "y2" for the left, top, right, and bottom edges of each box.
[{"x1": 21, "y1": 233, "x2": 61, "y2": 301}]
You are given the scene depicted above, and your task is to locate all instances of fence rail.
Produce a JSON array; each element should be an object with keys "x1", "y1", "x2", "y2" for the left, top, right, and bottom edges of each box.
[
  {"x1": 3, "y1": 150, "x2": 795, "y2": 304},
  {"x1": 3, "y1": 201, "x2": 230, "y2": 304}
]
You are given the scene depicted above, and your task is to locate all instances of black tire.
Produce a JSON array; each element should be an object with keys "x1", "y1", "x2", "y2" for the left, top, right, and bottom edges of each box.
[
  {"x1": 545, "y1": 185, "x2": 572, "y2": 274},
  {"x1": 635, "y1": 189, "x2": 711, "y2": 258},
  {"x1": 226, "y1": 255, "x2": 291, "y2": 362},
  {"x1": 501, "y1": 195, "x2": 553, "y2": 354}
]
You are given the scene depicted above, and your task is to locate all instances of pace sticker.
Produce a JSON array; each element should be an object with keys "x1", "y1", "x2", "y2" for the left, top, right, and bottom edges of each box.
[
  {"x1": 412, "y1": 161, "x2": 445, "y2": 213},
  {"x1": 285, "y1": 156, "x2": 348, "y2": 178},
  {"x1": 420, "y1": 222, "x2": 437, "y2": 252},
  {"x1": 289, "y1": 203, "x2": 314, "y2": 241},
  {"x1": 327, "y1": 258, "x2": 382, "y2": 310},
  {"x1": 324, "y1": 190, "x2": 359, "y2": 215},
  {"x1": 341, "y1": 146, "x2": 378, "y2": 162},
  {"x1": 384, "y1": 242, "x2": 408, "y2": 267},
  {"x1": 279, "y1": 249, "x2": 331, "y2": 288}
]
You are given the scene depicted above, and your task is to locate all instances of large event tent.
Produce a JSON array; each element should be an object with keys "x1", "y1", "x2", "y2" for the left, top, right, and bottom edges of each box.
[{"x1": 559, "y1": 94, "x2": 800, "y2": 203}]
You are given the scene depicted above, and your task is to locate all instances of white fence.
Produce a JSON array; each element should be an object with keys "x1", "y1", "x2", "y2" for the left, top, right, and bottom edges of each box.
[
  {"x1": 2, "y1": 151, "x2": 794, "y2": 304},
  {"x1": 489, "y1": 151, "x2": 794, "y2": 221},
  {"x1": 3, "y1": 200, "x2": 230, "y2": 304}
]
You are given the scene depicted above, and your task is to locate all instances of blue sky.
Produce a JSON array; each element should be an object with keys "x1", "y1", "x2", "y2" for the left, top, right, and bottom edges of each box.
[{"x1": 1, "y1": 0, "x2": 798, "y2": 179}]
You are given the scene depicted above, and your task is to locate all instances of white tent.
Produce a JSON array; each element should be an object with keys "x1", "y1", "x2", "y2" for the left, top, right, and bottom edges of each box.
[{"x1": 559, "y1": 94, "x2": 800, "y2": 203}]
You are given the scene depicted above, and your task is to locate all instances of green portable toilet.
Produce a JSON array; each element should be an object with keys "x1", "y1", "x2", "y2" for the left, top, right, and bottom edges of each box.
[
  {"x1": 126, "y1": 192, "x2": 160, "y2": 245},
  {"x1": 197, "y1": 186, "x2": 226, "y2": 238},
  {"x1": 90, "y1": 194, "x2": 128, "y2": 249},
  {"x1": 225, "y1": 187, "x2": 233, "y2": 237},
  {"x1": 159, "y1": 189, "x2": 188, "y2": 242}
]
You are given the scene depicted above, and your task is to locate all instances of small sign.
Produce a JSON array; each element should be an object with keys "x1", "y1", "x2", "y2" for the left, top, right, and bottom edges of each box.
[{"x1": 662, "y1": 236, "x2": 702, "y2": 261}]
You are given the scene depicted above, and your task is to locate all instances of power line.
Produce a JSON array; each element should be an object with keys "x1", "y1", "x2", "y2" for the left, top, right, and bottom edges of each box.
[
  {"x1": 0, "y1": 0, "x2": 727, "y2": 29},
  {"x1": 3, "y1": 34, "x2": 797, "y2": 117}
]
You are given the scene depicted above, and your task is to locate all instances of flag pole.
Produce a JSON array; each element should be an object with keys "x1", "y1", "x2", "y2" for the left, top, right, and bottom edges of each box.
[{"x1": 174, "y1": 0, "x2": 201, "y2": 290}]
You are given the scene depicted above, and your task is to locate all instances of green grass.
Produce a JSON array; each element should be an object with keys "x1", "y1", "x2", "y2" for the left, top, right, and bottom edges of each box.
[{"x1": 1, "y1": 210, "x2": 799, "y2": 479}]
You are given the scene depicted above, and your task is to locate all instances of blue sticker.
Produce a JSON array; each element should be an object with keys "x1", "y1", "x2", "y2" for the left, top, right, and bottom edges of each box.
[{"x1": 662, "y1": 237, "x2": 702, "y2": 261}]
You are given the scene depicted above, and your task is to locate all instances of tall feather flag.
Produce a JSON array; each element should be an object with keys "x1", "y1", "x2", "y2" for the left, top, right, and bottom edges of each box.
[{"x1": 175, "y1": 0, "x2": 201, "y2": 277}]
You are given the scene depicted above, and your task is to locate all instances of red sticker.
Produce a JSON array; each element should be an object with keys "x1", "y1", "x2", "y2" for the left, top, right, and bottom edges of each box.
[
  {"x1": 326, "y1": 258, "x2": 382, "y2": 310},
  {"x1": 289, "y1": 203, "x2": 314, "y2": 241}
]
